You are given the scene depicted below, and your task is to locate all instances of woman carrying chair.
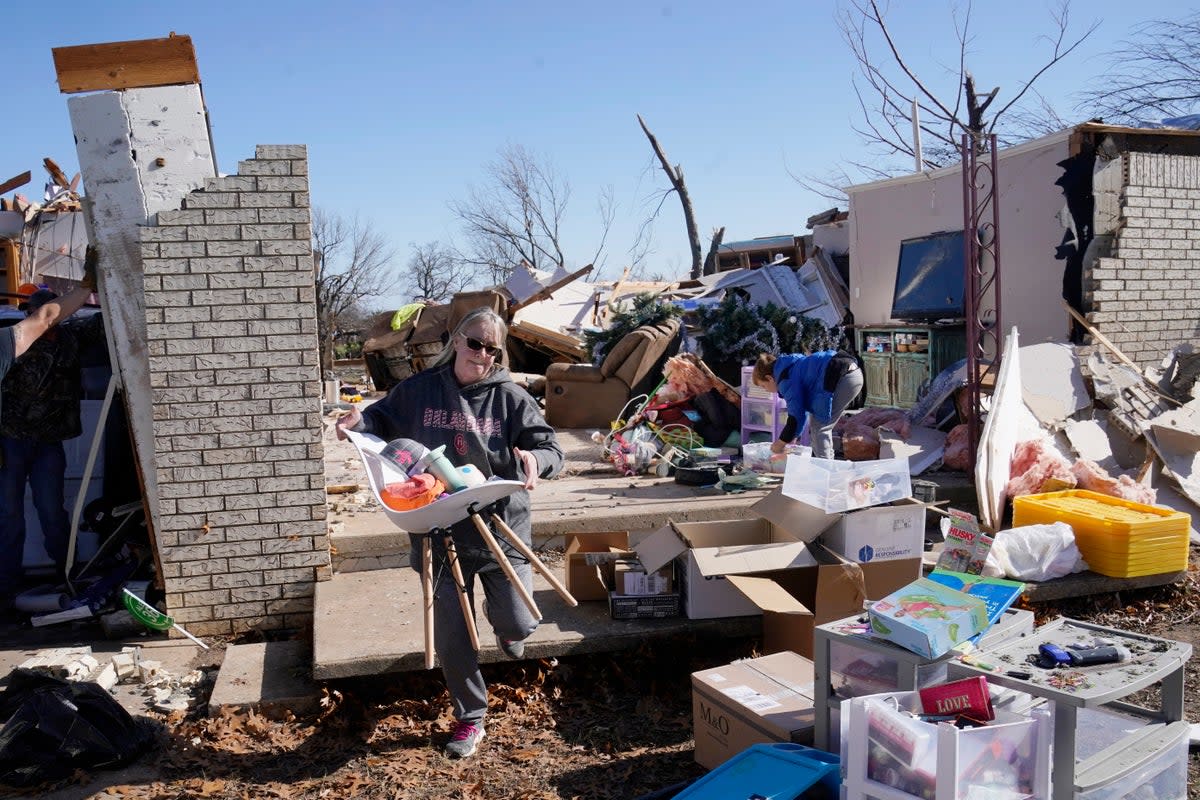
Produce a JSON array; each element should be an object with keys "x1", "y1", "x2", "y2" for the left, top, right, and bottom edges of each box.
[{"x1": 337, "y1": 307, "x2": 564, "y2": 759}]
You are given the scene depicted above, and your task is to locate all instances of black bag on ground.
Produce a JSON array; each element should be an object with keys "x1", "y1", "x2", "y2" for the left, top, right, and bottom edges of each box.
[
  {"x1": 691, "y1": 388, "x2": 742, "y2": 447},
  {"x1": 0, "y1": 668, "x2": 154, "y2": 787}
]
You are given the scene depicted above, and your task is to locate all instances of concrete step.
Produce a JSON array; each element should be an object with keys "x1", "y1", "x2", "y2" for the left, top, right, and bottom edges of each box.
[
  {"x1": 312, "y1": 565, "x2": 759, "y2": 680},
  {"x1": 208, "y1": 640, "x2": 319, "y2": 716}
]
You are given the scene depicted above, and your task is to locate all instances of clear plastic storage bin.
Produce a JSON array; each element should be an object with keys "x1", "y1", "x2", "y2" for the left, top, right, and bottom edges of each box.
[
  {"x1": 840, "y1": 690, "x2": 1050, "y2": 800},
  {"x1": 782, "y1": 454, "x2": 912, "y2": 512}
]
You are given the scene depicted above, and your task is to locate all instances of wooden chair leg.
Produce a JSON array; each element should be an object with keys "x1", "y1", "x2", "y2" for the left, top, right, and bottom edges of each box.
[
  {"x1": 490, "y1": 513, "x2": 578, "y2": 607},
  {"x1": 421, "y1": 536, "x2": 435, "y2": 670},
  {"x1": 443, "y1": 533, "x2": 480, "y2": 651},
  {"x1": 469, "y1": 513, "x2": 542, "y2": 620}
]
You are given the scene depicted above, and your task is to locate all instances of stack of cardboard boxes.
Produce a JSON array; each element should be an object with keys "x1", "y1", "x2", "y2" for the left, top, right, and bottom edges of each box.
[
  {"x1": 562, "y1": 454, "x2": 934, "y2": 769},
  {"x1": 563, "y1": 531, "x2": 680, "y2": 619}
]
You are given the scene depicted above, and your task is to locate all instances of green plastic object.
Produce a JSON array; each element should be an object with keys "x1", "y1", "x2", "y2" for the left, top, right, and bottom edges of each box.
[
  {"x1": 122, "y1": 589, "x2": 174, "y2": 631},
  {"x1": 121, "y1": 589, "x2": 210, "y2": 648}
]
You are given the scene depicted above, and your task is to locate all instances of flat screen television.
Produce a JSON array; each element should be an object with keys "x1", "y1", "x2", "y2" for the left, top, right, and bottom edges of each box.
[{"x1": 889, "y1": 230, "x2": 967, "y2": 322}]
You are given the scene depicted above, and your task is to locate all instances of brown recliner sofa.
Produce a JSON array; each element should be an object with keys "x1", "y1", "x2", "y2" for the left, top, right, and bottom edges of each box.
[{"x1": 544, "y1": 319, "x2": 681, "y2": 429}]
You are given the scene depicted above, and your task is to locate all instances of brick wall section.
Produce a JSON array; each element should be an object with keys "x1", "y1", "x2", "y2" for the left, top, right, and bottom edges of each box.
[
  {"x1": 139, "y1": 145, "x2": 331, "y2": 637},
  {"x1": 1084, "y1": 152, "x2": 1200, "y2": 367}
]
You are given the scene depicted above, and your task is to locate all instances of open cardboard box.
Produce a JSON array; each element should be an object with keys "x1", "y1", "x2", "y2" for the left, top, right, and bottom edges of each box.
[
  {"x1": 564, "y1": 531, "x2": 632, "y2": 602},
  {"x1": 637, "y1": 489, "x2": 920, "y2": 657},
  {"x1": 636, "y1": 489, "x2": 836, "y2": 620},
  {"x1": 817, "y1": 498, "x2": 928, "y2": 564}
]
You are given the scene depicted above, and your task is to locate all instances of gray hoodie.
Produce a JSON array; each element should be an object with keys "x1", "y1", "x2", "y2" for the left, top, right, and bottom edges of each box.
[{"x1": 358, "y1": 363, "x2": 564, "y2": 554}]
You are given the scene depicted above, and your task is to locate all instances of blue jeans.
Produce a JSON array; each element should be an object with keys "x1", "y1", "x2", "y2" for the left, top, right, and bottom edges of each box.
[{"x1": 0, "y1": 438, "x2": 70, "y2": 589}]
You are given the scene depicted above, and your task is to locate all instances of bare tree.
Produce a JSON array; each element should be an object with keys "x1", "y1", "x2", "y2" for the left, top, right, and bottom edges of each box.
[
  {"x1": 636, "y1": 114, "x2": 726, "y2": 279},
  {"x1": 833, "y1": 0, "x2": 1097, "y2": 174},
  {"x1": 450, "y1": 144, "x2": 613, "y2": 285},
  {"x1": 312, "y1": 207, "x2": 397, "y2": 373},
  {"x1": 402, "y1": 240, "x2": 474, "y2": 303},
  {"x1": 1081, "y1": 12, "x2": 1200, "y2": 124}
]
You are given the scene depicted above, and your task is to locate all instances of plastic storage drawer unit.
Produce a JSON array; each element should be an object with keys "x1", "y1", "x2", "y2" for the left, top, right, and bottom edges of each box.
[
  {"x1": 1074, "y1": 720, "x2": 1189, "y2": 800},
  {"x1": 1011, "y1": 490, "x2": 1189, "y2": 578}
]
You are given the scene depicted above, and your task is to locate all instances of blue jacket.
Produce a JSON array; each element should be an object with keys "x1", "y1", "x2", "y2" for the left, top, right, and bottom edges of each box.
[{"x1": 774, "y1": 350, "x2": 836, "y2": 423}]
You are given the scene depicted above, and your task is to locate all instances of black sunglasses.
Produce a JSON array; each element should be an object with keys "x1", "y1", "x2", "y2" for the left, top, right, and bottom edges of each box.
[{"x1": 462, "y1": 335, "x2": 503, "y2": 359}]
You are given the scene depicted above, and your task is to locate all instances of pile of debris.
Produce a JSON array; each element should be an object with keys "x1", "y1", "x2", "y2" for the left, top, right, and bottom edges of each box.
[
  {"x1": 835, "y1": 332, "x2": 1199, "y2": 535},
  {"x1": 360, "y1": 250, "x2": 851, "y2": 396},
  {"x1": 15, "y1": 645, "x2": 213, "y2": 715}
]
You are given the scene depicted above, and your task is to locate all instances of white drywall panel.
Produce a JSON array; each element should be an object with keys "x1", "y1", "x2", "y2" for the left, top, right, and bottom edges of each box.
[{"x1": 68, "y1": 85, "x2": 216, "y2": 544}]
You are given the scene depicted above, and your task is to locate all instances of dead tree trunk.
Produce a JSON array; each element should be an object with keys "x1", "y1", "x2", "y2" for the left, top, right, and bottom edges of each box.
[
  {"x1": 637, "y1": 114, "x2": 704, "y2": 280},
  {"x1": 702, "y1": 226, "x2": 725, "y2": 276}
]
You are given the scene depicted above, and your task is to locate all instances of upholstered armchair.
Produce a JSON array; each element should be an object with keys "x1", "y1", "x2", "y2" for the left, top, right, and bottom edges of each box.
[{"x1": 544, "y1": 319, "x2": 681, "y2": 429}]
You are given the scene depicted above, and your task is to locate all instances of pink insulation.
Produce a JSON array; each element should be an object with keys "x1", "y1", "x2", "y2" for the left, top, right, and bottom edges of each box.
[
  {"x1": 841, "y1": 422, "x2": 881, "y2": 461},
  {"x1": 836, "y1": 408, "x2": 913, "y2": 461},
  {"x1": 1072, "y1": 459, "x2": 1157, "y2": 505},
  {"x1": 1005, "y1": 440, "x2": 1076, "y2": 497},
  {"x1": 943, "y1": 424, "x2": 972, "y2": 471},
  {"x1": 835, "y1": 408, "x2": 912, "y2": 440}
]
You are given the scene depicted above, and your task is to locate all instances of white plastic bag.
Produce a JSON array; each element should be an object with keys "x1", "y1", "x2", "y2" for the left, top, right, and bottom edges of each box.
[{"x1": 987, "y1": 522, "x2": 1089, "y2": 581}]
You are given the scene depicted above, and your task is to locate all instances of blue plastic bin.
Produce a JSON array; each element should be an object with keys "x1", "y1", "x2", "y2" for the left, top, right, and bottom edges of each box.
[{"x1": 674, "y1": 742, "x2": 840, "y2": 799}]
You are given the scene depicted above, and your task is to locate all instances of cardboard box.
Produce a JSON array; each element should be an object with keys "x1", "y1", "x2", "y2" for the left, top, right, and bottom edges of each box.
[
  {"x1": 636, "y1": 490, "x2": 841, "y2": 619},
  {"x1": 637, "y1": 489, "x2": 921, "y2": 650},
  {"x1": 818, "y1": 499, "x2": 927, "y2": 564},
  {"x1": 608, "y1": 592, "x2": 681, "y2": 619},
  {"x1": 727, "y1": 556, "x2": 921, "y2": 660},
  {"x1": 614, "y1": 558, "x2": 673, "y2": 596},
  {"x1": 868, "y1": 578, "x2": 990, "y2": 659},
  {"x1": 564, "y1": 531, "x2": 631, "y2": 602},
  {"x1": 691, "y1": 651, "x2": 817, "y2": 770}
]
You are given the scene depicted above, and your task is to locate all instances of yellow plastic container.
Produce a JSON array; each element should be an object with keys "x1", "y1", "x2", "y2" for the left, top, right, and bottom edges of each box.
[{"x1": 1011, "y1": 490, "x2": 1190, "y2": 578}]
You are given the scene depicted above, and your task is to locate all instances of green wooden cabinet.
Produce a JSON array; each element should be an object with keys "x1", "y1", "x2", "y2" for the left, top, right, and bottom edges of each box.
[{"x1": 854, "y1": 324, "x2": 966, "y2": 409}]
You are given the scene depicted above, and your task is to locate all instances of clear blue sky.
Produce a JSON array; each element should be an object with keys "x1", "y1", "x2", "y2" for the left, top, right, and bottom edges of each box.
[{"x1": 3, "y1": 0, "x2": 1189, "y2": 309}]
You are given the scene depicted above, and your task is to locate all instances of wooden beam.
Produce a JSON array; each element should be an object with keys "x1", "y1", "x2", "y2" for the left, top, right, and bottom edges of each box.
[
  {"x1": 0, "y1": 171, "x2": 32, "y2": 196},
  {"x1": 1062, "y1": 300, "x2": 1179, "y2": 407},
  {"x1": 52, "y1": 35, "x2": 200, "y2": 94},
  {"x1": 509, "y1": 321, "x2": 585, "y2": 359},
  {"x1": 43, "y1": 158, "x2": 70, "y2": 189}
]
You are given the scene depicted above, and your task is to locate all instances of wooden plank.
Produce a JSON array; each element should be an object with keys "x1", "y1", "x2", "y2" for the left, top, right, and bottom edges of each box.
[
  {"x1": 509, "y1": 321, "x2": 585, "y2": 359},
  {"x1": 53, "y1": 35, "x2": 200, "y2": 94},
  {"x1": 43, "y1": 158, "x2": 70, "y2": 189},
  {"x1": 0, "y1": 171, "x2": 32, "y2": 196},
  {"x1": 1062, "y1": 300, "x2": 1179, "y2": 406}
]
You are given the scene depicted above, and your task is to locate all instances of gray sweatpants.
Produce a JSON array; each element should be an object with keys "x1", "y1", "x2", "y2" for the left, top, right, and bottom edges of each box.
[
  {"x1": 418, "y1": 539, "x2": 539, "y2": 725},
  {"x1": 809, "y1": 366, "x2": 865, "y2": 459}
]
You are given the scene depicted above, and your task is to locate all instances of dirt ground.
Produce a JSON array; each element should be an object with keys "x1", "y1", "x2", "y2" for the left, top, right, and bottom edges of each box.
[{"x1": 2, "y1": 553, "x2": 1198, "y2": 800}]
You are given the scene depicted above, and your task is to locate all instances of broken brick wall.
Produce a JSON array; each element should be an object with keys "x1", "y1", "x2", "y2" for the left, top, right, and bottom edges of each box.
[
  {"x1": 1086, "y1": 152, "x2": 1200, "y2": 367},
  {"x1": 140, "y1": 145, "x2": 330, "y2": 636}
]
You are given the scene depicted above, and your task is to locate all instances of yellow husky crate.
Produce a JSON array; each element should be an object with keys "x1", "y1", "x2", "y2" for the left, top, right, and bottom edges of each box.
[{"x1": 1011, "y1": 490, "x2": 1189, "y2": 578}]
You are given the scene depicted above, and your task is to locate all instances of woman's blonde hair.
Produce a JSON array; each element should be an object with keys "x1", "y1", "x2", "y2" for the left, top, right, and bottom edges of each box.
[
  {"x1": 752, "y1": 352, "x2": 777, "y2": 384},
  {"x1": 431, "y1": 307, "x2": 508, "y2": 368}
]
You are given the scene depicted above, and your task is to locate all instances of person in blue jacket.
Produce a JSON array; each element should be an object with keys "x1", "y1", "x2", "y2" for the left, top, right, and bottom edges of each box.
[{"x1": 751, "y1": 349, "x2": 863, "y2": 459}]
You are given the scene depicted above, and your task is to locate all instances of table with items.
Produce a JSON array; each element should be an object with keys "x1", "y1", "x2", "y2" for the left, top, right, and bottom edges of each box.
[{"x1": 946, "y1": 617, "x2": 1191, "y2": 800}]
